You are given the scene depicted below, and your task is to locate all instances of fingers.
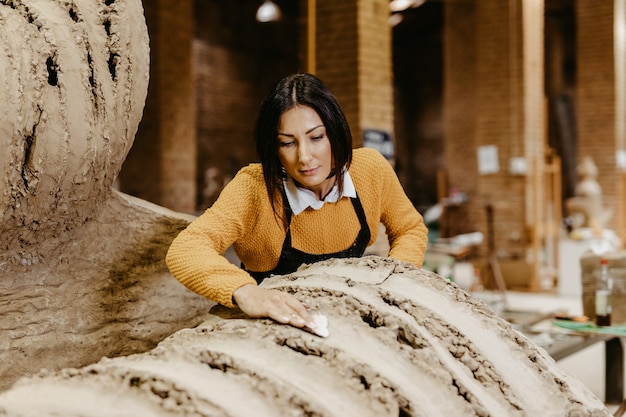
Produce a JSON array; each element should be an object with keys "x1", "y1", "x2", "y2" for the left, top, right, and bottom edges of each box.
[
  {"x1": 277, "y1": 311, "x2": 306, "y2": 326},
  {"x1": 270, "y1": 295, "x2": 314, "y2": 329},
  {"x1": 233, "y1": 285, "x2": 316, "y2": 329}
]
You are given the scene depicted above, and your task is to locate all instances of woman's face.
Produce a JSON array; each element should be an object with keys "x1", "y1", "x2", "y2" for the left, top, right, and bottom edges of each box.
[{"x1": 277, "y1": 105, "x2": 334, "y2": 200}]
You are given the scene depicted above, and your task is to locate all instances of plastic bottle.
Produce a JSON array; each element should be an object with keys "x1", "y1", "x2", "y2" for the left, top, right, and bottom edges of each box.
[{"x1": 595, "y1": 258, "x2": 612, "y2": 326}]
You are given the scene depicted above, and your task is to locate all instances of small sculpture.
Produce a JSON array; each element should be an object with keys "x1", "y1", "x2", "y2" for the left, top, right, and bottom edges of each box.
[{"x1": 565, "y1": 156, "x2": 612, "y2": 229}]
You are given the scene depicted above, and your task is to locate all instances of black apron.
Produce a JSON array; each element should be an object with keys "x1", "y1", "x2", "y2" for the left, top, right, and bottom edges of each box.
[{"x1": 246, "y1": 193, "x2": 371, "y2": 284}]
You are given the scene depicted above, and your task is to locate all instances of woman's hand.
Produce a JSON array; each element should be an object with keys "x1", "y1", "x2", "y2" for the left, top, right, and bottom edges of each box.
[{"x1": 233, "y1": 284, "x2": 316, "y2": 330}]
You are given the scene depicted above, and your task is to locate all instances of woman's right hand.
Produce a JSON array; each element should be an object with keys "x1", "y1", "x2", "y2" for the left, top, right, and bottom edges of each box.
[{"x1": 232, "y1": 283, "x2": 316, "y2": 330}]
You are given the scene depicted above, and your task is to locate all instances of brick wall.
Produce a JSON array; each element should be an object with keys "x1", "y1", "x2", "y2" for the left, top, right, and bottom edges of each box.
[
  {"x1": 126, "y1": 0, "x2": 394, "y2": 213},
  {"x1": 120, "y1": 1, "x2": 196, "y2": 213},
  {"x1": 316, "y1": 0, "x2": 393, "y2": 148},
  {"x1": 393, "y1": 3, "x2": 444, "y2": 211},
  {"x1": 316, "y1": 0, "x2": 360, "y2": 141},
  {"x1": 444, "y1": 0, "x2": 545, "y2": 269},
  {"x1": 357, "y1": 0, "x2": 394, "y2": 142},
  {"x1": 474, "y1": 1, "x2": 527, "y2": 259},
  {"x1": 115, "y1": 0, "x2": 626, "y2": 288},
  {"x1": 191, "y1": 0, "x2": 301, "y2": 211},
  {"x1": 121, "y1": 1, "x2": 302, "y2": 213},
  {"x1": 443, "y1": 0, "x2": 478, "y2": 222},
  {"x1": 157, "y1": 1, "x2": 197, "y2": 213}
]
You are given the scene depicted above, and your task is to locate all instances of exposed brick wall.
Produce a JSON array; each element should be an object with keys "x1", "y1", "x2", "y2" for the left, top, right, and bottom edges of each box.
[
  {"x1": 192, "y1": 0, "x2": 301, "y2": 211},
  {"x1": 476, "y1": 0, "x2": 525, "y2": 256},
  {"x1": 392, "y1": 4, "x2": 444, "y2": 211},
  {"x1": 157, "y1": 1, "x2": 197, "y2": 213},
  {"x1": 118, "y1": 0, "x2": 160, "y2": 204},
  {"x1": 576, "y1": 0, "x2": 619, "y2": 231},
  {"x1": 443, "y1": 0, "x2": 479, "y2": 226},
  {"x1": 357, "y1": 0, "x2": 394, "y2": 142},
  {"x1": 522, "y1": 0, "x2": 548, "y2": 285},
  {"x1": 522, "y1": 0, "x2": 545, "y2": 165},
  {"x1": 316, "y1": 0, "x2": 393, "y2": 148},
  {"x1": 617, "y1": 1, "x2": 626, "y2": 157},
  {"x1": 444, "y1": 0, "x2": 545, "y2": 268},
  {"x1": 316, "y1": 0, "x2": 360, "y2": 142},
  {"x1": 193, "y1": 41, "x2": 259, "y2": 210},
  {"x1": 121, "y1": 1, "x2": 302, "y2": 213},
  {"x1": 120, "y1": 1, "x2": 196, "y2": 213}
]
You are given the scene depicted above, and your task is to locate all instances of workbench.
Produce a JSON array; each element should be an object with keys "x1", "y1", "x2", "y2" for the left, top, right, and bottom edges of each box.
[{"x1": 504, "y1": 311, "x2": 624, "y2": 408}]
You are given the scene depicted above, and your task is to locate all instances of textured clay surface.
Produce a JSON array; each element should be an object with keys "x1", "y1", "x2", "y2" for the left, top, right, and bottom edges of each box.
[
  {"x1": 0, "y1": 0, "x2": 213, "y2": 390},
  {"x1": 0, "y1": 257, "x2": 610, "y2": 417}
]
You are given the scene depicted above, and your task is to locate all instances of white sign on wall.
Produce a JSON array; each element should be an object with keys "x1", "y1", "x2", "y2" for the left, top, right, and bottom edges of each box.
[
  {"x1": 617, "y1": 149, "x2": 626, "y2": 171},
  {"x1": 477, "y1": 145, "x2": 500, "y2": 175}
]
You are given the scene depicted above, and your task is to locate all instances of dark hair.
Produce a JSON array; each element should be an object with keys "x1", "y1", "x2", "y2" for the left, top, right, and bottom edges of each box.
[{"x1": 254, "y1": 73, "x2": 353, "y2": 217}]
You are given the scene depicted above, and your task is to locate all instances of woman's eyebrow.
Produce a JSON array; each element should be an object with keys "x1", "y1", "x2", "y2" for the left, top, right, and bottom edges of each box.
[
  {"x1": 278, "y1": 125, "x2": 324, "y2": 137},
  {"x1": 307, "y1": 125, "x2": 324, "y2": 134}
]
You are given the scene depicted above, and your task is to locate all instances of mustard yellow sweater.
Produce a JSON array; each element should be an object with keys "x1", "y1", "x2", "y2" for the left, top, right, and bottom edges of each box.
[{"x1": 166, "y1": 147, "x2": 428, "y2": 307}]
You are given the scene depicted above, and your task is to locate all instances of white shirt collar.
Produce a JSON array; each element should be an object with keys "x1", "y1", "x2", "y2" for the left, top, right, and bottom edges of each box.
[{"x1": 284, "y1": 170, "x2": 357, "y2": 215}]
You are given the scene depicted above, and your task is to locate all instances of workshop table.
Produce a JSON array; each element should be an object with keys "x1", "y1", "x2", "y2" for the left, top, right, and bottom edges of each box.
[
  {"x1": 502, "y1": 310, "x2": 624, "y2": 408},
  {"x1": 549, "y1": 320, "x2": 625, "y2": 407}
]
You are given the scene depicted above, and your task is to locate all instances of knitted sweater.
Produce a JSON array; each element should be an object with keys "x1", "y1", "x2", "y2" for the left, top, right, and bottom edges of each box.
[{"x1": 166, "y1": 147, "x2": 428, "y2": 307}]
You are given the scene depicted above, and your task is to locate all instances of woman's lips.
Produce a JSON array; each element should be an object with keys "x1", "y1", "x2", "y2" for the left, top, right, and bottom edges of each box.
[{"x1": 299, "y1": 167, "x2": 319, "y2": 176}]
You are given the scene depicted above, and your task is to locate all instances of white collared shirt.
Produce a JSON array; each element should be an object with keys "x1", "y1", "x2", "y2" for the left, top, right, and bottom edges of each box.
[{"x1": 283, "y1": 171, "x2": 357, "y2": 215}]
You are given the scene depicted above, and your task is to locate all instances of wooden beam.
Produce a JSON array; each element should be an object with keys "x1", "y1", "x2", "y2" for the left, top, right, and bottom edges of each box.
[{"x1": 307, "y1": 0, "x2": 316, "y2": 74}]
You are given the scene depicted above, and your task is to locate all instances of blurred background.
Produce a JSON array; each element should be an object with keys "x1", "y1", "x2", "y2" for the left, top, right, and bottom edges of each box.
[{"x1": 117, "y1": 0, "x2": 624, "y2": 293}]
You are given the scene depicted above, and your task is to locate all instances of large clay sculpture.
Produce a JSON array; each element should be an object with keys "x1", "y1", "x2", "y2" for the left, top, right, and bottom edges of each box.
[{"x1": 0, "y1": 0, "x2": 212, "y2": 391}]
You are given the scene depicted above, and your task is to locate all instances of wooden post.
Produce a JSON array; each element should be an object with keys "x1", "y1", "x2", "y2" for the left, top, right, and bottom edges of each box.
[
  {"x1": 485, "y1": 203, "x2": 508, "y2": 302},
  {"x1": 620, "y1": 172, "x2": 626, "y2": 242},
  {"x1": 543, "y1": 153, "x2": 561, "y2": 289},
  {"x1": 307, "y1": 0, "x2": 316, "y2": 74},
  {"x1": 551, "y1": 154, "x2": 561, "y2": 288},
  {"x1": 529, "y1": 157, "x2": 542, "y2": 291}
]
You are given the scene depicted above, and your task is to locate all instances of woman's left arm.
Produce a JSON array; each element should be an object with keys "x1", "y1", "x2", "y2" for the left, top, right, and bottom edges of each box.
[{"x1": 376, "y1": 156, "x2": 429, "y2": 267}]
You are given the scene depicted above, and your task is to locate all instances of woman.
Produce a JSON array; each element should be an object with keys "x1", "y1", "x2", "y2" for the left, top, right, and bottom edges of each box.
[{"x1": 166, "y1": 73, "x2": 428, "y2": 332}]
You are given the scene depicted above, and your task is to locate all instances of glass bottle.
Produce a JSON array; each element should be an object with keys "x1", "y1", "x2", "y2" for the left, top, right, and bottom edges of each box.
[{"x1": 595, "y1": 258, "x2": 612, "y2": 326}]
